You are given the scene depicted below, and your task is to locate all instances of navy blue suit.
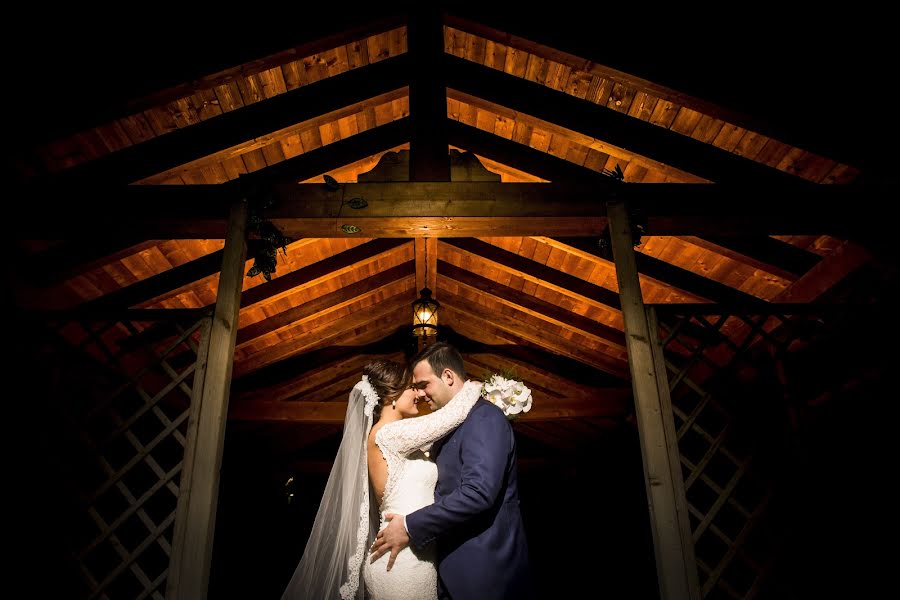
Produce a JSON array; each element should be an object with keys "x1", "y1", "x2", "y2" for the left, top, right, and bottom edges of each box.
[{"x1": 405, "y1": 398, "x2": 530, "y2": 599}]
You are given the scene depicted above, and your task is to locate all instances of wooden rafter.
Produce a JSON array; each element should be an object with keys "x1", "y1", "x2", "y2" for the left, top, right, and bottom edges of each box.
[
  {"x1": 59, "y1": 56, "x2": 411, "y2": 184},
  {"x1": 443, "y1": 54, "x2": 804, "y2": 186}
]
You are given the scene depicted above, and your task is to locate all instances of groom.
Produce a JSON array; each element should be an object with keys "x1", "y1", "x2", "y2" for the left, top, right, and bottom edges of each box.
[{"x1": 369, "y1": 342, "x2": 531, "y2": 599}]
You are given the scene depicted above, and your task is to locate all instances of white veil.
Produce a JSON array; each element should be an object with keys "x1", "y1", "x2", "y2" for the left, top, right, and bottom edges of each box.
[{"x1": 281, "y1": 376, "x2": 381, "y2": 600}]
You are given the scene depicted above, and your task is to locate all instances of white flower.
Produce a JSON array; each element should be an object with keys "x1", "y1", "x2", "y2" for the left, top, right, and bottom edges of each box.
[{"x1": 481, "y1": 374, "x2": 532, "y2": 420}]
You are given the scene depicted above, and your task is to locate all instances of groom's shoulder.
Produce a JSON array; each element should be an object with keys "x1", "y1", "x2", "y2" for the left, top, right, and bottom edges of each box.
[{"x1": 467, "y1": 399, "x2": 510, "y2": 425}]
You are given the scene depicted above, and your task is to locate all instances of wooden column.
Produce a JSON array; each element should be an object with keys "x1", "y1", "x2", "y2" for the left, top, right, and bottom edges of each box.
[
  {"x1": 408, "y1": 6, "x2": 449, "y2": 181},
  {"x1": 167, "y1": 198, "x2": 248, "y2": 600},
  {"x1": 607, "y1": 200, "x2": 700, "y2": 600}
]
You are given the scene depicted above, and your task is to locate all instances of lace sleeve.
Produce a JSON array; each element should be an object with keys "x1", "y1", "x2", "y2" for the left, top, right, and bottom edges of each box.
[{"x1": 376, "y1": 380, "x2": 481, "y2": 456}]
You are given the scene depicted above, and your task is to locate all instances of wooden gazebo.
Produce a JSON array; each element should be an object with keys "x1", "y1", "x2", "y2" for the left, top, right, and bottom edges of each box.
[{"x1": 10, "y1": 8, "x2": 892, "y2": 600}]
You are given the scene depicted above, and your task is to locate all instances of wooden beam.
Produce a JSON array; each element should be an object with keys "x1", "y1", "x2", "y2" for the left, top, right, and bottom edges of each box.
[
  {"x1": 15, "y1": 181, "x2": 888, "y2": 238},
  {"x1": 409, "y1": 7, "x2": 450, "y2": 180},
  {"x1": 229, "y1": 392, "x2": 631, "y2": 423},
  {"x1": 22, "y1": 239, "x2": 160, "y2": 287},
  {"x1": 441, "y1": 238, "x2": 622, "y2": 309},
  {"x1": 440, "y1": 293, "x2": 630, "y2": 380},
  {"x1": 447, "y1": 119, "x2": 615, "y2": 182},
  {"x1": 443, "y1": 12, "x2": 859, "y2": 169},
  {"x1": 60, "y1": 55, "x2": 411, "y2": 184},
  {"x1": 232, "y1": 119, "x2": 411, "y2": 186},
  {"x1": 231, "y1": 327, "x2": 413, "y2": 387},
  {"x1": 608, "y1": 201, "x2": 700, "y2": 600},
  {"x1": 234, "y1": 353, "x2": 401, "y2": 404},
  {"x1": 438, "y1": 259, "x2": 626, "y2": 349},
  {"x1": 239, "y1": 238, "x2": 410, "y2": 307},
  {"x1": 441, "y1": 327, "x2": 629, "y2": 388},
  {"x1": 232, "y1": 293, "x2": 414, "y2": 377},
  {"x1": 547, "y1": 236, "x2": 772, "y2": 310},
  {"x1": 236, "y1": 261, "x2": 415, "y2": 345},
  {"x1": 443, "y1": 53, "x2": 804, "y2": 186},
  {"x1": 678, "y1": 235, "x2": 820, "y2": 280},
  {"x1": 168, "y1": 199, "x2": 247, "y2": 600},
  {"x1": 30, "y1": 15, "x2": 406, "y2": 144}
]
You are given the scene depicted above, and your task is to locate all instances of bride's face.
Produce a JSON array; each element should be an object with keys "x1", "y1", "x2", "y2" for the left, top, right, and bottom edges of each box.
[{"x1": 394, "y1": 387, "x2": 419, "y2": 418}]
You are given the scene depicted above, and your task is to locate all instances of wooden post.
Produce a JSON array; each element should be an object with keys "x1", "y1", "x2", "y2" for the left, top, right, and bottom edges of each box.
[
  {"x1": 408, "y1": 6, "x2": 449, "y2": 181},
  {"x1": 607, "y1": 200, "x2": 700, "y2": 600},
  {"x1": 167, "y1": 198, "x2": 248, "y2": 600}
]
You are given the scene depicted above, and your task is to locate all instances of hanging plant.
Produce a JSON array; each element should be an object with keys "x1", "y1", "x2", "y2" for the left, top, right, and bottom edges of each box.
[{"x1": 245, "y1": 189, "x2": 291, "y2": 282}]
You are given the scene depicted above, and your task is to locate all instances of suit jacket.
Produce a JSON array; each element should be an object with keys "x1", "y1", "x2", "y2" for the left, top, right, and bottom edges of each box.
[{"x1": 406, "y1": 398, "x2": 531, "y2": 599}]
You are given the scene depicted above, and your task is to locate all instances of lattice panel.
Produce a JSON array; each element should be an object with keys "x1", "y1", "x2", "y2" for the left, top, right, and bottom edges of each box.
[
  {"x1": 654, "y1": 308, "x2": 842, "y2": 600},
  {"x1": 41, "y1": 314, "x2": 210, "y2": 600}
]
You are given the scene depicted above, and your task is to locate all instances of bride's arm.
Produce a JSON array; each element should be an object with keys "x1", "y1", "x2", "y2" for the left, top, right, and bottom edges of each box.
[{"x1": 376, "y1": 381, "x2": 481, "y2": 456}]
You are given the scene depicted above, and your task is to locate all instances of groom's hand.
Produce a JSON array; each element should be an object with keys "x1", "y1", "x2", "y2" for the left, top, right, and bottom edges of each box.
[{"x1": 369, "y1": 512, "x2": 409, "y2": 571}]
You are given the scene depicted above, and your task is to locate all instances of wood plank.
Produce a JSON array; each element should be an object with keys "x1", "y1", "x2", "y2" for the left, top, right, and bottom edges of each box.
[
  {"x1": 443, "y1": 18, "x2": 860, "y2": 168},
  {"x1": 443, "y1": 54, "x2": 806, "y2": 186},
  {"x1": 440, "y1": 298, "x2": 630, "y2": 380},
  {"x1": 546, "y1": 237, "x2": 772, "y2": 309},
  {"x1": 438, "y1": 259, "x2": 626, "y2": 349},
  {"x1": 232, "y1": 294, "x2": 413, "y2": 377},
  {"x1": 236, "y1": 261, "x2": 415, "y2": 345},
  {"x1": 678, "y1": 235, "x2": 820, "y2": 279},
  {"x1": 442, "y1": 238, "x2": 621, "y2": 309},
  {"x1": 61, "y1": 56, "x2": 411, "y2": 185}
]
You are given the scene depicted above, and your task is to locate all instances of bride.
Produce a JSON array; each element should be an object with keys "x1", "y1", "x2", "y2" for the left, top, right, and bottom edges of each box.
[{"x1": 280, "y1": 359, "x2": 482, "y2": 599}]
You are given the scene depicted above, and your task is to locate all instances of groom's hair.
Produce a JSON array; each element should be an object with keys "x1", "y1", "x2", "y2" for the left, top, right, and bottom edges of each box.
[{"x1": 413, "y1": 342, "x2": 466, "y2": 380}]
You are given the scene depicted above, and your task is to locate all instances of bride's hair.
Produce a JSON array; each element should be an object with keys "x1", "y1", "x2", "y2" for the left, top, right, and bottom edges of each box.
[{"x1": 363, "y1": 359, "x2": 410, "y2": 420}]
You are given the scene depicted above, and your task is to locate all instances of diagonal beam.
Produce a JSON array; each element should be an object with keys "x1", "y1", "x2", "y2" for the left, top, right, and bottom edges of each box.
[
  {"x1": 678, "y1": 235, "x2": 821, "y2": 280},
  {"x1": 236, "y1": 261, "x2": 415, "y2": 346},
  {"x1": 443, "y1": 53, "x2": 805, "y2": 186},
  {"x1": 22, "y1": 238, "x2": 160, "y2": 287},
  {"x1": 60, "y1": 55, "x2": 411, "y2": 184},
  {"x1": 447, "y1": 119, "x2": 614, "y2": 183},
  {"x1": 438, "y1": 259, "x2": 626, "y2": 349},
  {"x1": 547, "y1": 237, "x2": 772, "y2": 310},
  {"x1": 440, "y1": 292, "x2": 630, "y2": 380},
  {"x1": 232, "y1": 119, "x2": 410, "y2": 186},
  {"x1": 232, "y1": 292, "x2": 414, "y2": 377},
  {"x1": 441, "y1": 237, "x2": 622, "y2": 309},
  {"x1": 440, "y1": 326, "x2": 628, "y2": 388},
  {"x1": 239, "y1": 238, "x2": 410, "y2": 307},
  {"x1": 231, "y1": 327, "x2": 414, "y2": 388}
]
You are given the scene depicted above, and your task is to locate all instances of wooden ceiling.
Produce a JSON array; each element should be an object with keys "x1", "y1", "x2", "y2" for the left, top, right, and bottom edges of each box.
[{"x1": 10, "y1": 11, "x2": 888, "y2": 466}]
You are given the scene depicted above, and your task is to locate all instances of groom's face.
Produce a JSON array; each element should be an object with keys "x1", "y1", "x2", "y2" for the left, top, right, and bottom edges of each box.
[{"x1": 412, "y1": 360, "x2": 453, "y2": 410}]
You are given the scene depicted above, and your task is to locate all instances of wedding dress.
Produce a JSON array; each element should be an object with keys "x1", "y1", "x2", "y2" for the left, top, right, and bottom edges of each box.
[
  {"x1": 364, "y1": 380, "x2": 482, "y2": 600},
  {"x1": 280, "y1": 378, "x2": 481, "y2": 600}
]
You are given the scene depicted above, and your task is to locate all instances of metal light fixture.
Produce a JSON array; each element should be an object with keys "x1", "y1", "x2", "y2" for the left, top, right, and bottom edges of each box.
[{"x1": 412, "y1": 241, "x2": 439, "y2": 337}]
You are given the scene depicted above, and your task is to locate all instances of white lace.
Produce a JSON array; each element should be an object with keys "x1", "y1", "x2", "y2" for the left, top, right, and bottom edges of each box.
[
  {"x1": 375, "y1": 381, "x2": 482, "y2": 511},
  {"x1": 357, "y1": 375, "x2": 380, "y2": 417},
  {"x1": 336, "y1": 376, "x2": 378, "y2": 600}
]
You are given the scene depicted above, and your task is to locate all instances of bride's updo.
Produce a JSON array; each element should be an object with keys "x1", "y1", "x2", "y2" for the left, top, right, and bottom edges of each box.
[{"x1": 363, "y1": 359, "x2": 410, "y2": 420}]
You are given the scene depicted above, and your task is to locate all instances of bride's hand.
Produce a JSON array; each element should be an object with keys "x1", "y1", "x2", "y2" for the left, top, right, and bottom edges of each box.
[{"x1": 369, "y1": 513, "x2": 409, "y2": 571}]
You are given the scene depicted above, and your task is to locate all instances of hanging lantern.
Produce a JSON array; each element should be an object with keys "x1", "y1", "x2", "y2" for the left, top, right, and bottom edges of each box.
[{"x1": 412, "y1": 287, "x2": 439, "y2": 337}]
